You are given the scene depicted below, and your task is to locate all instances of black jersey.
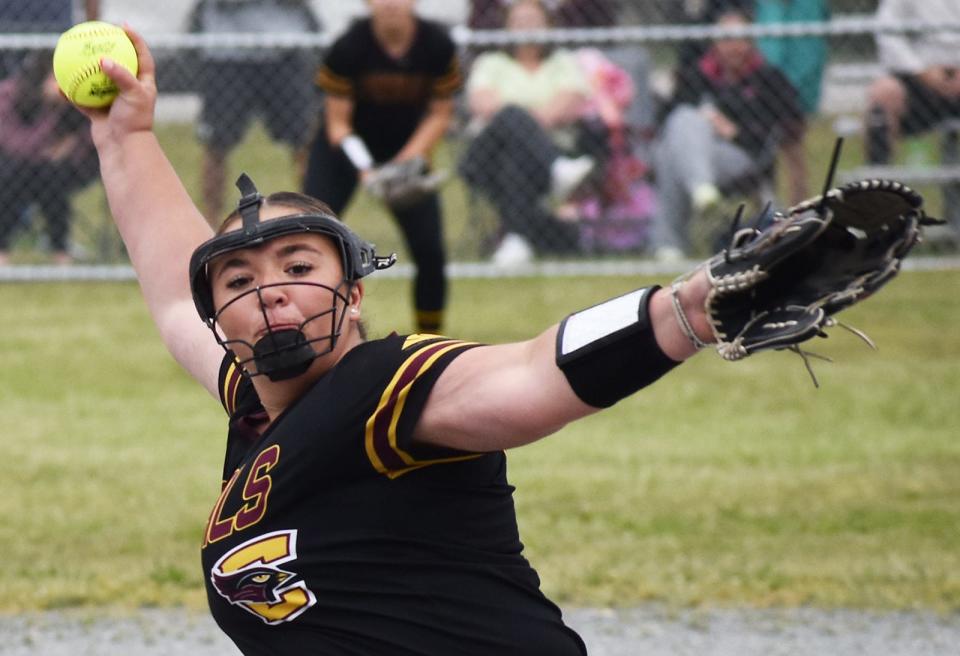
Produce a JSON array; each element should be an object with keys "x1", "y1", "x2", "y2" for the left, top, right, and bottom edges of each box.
[
  {"x1": 201, "y1": 334, "x2": 587, "y2": 656},
  {"x1": 316, "y1": 17, "x2": 461, "y2": 162}
]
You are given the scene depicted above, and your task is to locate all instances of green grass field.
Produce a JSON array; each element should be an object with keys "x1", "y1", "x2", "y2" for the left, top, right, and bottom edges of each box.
[{"x1": 1, "y1": 270, "x2": 958, "y2": 614}]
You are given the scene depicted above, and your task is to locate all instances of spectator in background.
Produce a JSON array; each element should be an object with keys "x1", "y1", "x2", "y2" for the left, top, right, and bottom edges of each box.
[
  {"x1": 303, "y1": 0, "x2": 459, "y2": 333},
  {"x1": 671, "y1": 1, "x2": 782, "y2": 96},
  {"x1": 0, "y1": 0, "x2": 99, "y2": 77},
  {"x1": 0, "y1": 51, "x2": 98, "y2": 265},
  {"x1": 188, "y1": 0, "x2": 321, "y2": 221},
  {"x1": 864, "y1": 0, "x2": 960, "y2": 165},
  {"x1": 459, "y1": 0, "x2": 598, "y2": 266},
  {"x1": 671, "y1": 0, "x2": 731, "y2": 82},
  {"x1": 755, "y1": 0, "x2": 829, "y2": 116},
  {"x1": 467, "y1": 0, "x2": 655, "y2": 137},
  {"x1": 651, "y1": 4, "x2": 806, "y2": 261}
]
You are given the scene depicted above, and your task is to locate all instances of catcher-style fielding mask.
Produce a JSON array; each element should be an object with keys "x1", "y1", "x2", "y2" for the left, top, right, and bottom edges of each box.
[{"x1": 189, "y1": 174, "x2": 396, "y2": 381}]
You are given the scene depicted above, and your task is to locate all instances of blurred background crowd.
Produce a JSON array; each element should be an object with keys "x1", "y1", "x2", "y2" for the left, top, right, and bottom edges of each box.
[{"x1": 1, "y1": 0, "x2": 958, "y2": 270}]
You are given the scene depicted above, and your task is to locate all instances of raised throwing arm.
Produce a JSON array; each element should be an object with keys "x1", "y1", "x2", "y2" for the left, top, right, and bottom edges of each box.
[{"x1": 83, "y1": 28, "x2": 224, "y2": 398}]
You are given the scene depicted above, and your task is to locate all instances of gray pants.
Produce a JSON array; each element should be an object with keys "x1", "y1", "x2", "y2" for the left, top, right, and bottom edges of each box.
[{"x1": 652, "y1": 105, "x2": 756, "y2": 253}]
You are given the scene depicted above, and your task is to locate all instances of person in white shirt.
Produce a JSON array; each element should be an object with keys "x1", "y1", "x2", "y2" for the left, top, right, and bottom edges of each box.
[{"x1": 864, "y1": 0, "x2": 960, "y2": 164}]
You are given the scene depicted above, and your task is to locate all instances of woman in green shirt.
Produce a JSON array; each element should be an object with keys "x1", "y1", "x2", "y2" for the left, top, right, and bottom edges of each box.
[{"x1": 459, "y1": 0, "x2": 598, "y2": 265}]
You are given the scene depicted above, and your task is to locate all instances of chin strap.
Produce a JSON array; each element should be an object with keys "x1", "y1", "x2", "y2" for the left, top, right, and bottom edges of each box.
[{"x1": 251, "y1": 328, "x2": 317, "y2": 381}]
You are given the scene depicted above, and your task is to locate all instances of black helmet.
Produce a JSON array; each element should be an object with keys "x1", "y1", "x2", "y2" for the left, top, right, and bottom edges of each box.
[{"x1": 188, "y1": 174, "x2": 395, "y2": 381}]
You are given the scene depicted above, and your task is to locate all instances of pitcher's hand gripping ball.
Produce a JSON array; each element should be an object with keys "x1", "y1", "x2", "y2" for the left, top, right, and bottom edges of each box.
[{"x1": 53, "y1": 21, "x2": 138, "y2": 108}]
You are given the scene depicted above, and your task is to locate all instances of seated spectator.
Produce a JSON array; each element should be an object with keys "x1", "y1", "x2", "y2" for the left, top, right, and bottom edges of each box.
[
  {"x1": 864, "y1": 0, "x2": 960, "y2": 166},
  {"x1": 468, "y1": 0, "x2": 655, "y2": 142},
  {"x1": 651, "y1": 4, "x2": 807, "y2": 261},
  {"x1": 0, "y1": 52, "x2": 98, "y2": 265},
  {"x1": 459, "y1": 0, "x2": 598, "y2": 265}
]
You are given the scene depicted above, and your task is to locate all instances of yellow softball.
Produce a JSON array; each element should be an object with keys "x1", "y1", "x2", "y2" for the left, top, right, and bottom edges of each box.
[{"x1": 53, "y1": 21, "x2": 138, "y2": 108}]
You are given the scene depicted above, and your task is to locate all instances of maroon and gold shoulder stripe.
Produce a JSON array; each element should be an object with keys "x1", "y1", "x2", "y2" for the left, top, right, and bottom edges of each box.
[
  {"x1": 221, "y1": 360, "x2": 244, "y2": 417},
  {"x1": 365, "y1": 336, "x2": 480, "y2": 479},
  {"x1": 432, "y1": 56, "x2": 462, "y2": 98},
  {"x1": 315, "y1": 65, "x2": 353, "y2": 96}
]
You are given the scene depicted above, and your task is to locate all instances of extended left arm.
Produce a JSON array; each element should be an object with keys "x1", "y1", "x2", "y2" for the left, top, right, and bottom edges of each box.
[
  {"x1": 417, "y1": 176, "x2": 938, "y2": 452},
  {"x1": 415, "y1": 274, "x2": 713, "y2": 452}
]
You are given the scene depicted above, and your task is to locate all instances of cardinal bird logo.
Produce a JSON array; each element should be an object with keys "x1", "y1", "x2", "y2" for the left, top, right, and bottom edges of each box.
[
  {"x1": 212, "y1": 566, "x2": 294, "y2": 605},
  {"x1": 210, "y1": 530, "x2": 317, "y2": 625}
]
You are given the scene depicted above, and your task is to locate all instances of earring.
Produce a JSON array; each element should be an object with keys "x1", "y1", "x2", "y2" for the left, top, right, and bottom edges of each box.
[{"x1": 351, "y1": 307, "x2": 359, "y2": 313}]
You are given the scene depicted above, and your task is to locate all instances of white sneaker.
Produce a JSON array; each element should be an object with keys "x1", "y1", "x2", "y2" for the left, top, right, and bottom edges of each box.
[
  {"x1": 691, "y1": 183, "x2": 721, "y2": 212},
  {"x1": 491, "y1": 233, "x2": 534, "y2": 268},
  {"x1": 550, "y1": 155, "x2": 595, "y2": 205}
]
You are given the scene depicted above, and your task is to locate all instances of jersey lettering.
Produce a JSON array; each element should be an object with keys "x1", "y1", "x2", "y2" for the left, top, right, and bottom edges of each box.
[
  {"x1": 203, "y1": 445, "x2": 280, "y2": 547},
  {"x1": 236, "y1": 445, "x2": 280, "y2": 529},
  {"x1": 204, "y1": 467, "x2": 243, "y2": 546}
]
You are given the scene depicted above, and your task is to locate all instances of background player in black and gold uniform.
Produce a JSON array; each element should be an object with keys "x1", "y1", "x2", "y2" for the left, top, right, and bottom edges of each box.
[
  {"x1": 303, "y1": 0, "x2": 460, "y2": 333},
  {"x1": 87, "y1": 28, "x2": 717, "y2": 656}
]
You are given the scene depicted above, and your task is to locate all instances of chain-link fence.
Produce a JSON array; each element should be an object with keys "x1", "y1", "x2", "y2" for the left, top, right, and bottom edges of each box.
[{"x1": 0, "y1": 0, "x2": 958, "y2": 271}]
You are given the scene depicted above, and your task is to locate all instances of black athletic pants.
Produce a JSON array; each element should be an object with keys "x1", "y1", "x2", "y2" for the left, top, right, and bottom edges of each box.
[
  {"x1": 303, "y1": 134, "x2": 447, "y2": 333},
  {"x1": 458, "y1": 105, "x2": 582, "y2": 253},
  {"x1": 0, "y1": 155, "x2": 93, "y2": 251}
]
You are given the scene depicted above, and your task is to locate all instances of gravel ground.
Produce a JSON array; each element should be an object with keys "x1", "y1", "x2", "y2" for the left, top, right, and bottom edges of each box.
[{"x1": 2, "y1": 606, "x2": 959, "y2": 655}]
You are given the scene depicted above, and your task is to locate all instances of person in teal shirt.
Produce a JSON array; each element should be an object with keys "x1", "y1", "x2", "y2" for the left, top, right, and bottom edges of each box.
[{"x1": 755, "y1": 0, "x2": 829, "y2": 115}]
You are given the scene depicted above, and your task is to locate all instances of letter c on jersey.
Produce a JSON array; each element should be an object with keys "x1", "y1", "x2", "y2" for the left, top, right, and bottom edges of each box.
[{"x1": 210, "y1": 529, "x2": 317, "y2": 625}]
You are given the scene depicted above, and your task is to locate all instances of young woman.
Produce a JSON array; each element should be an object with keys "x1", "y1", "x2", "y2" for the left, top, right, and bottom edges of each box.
[
  {"x1": 460, "y1": 0, "x2": 599, "y2": 262},
  {"x1": 652, "y1": 6, "x2": 808, "y2": 260},
  {"x1": 87, "y1": 27, "x2": 714, "y2": 656}
]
